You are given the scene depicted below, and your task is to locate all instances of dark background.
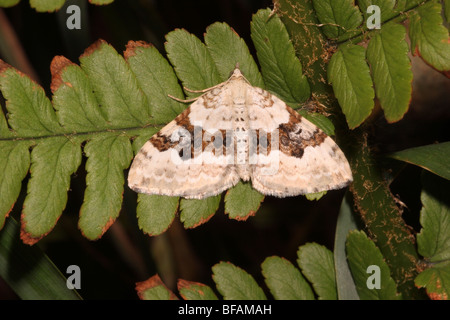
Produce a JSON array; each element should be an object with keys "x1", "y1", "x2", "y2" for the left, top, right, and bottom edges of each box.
[{"x1": 0, "y1": 0, "x2": 449, "y2": 299}]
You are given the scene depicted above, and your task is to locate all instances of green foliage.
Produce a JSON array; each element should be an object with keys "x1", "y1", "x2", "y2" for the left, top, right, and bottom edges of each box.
[
  {"x1": 137, "y1": 232, "x2": 402, "y2": 300},
  {"x1": 125, "y1": 42, "x2": 186, "y2": 125},
  {"x1": 0, "y1": 218, "x2": 82, "y2": 299},
  {"x1": 30, "y1": 0, "x2": 65, "y2": 12},
  {"x1": 90, "y1": 0, "x2": 114, "y2": 5},
  {"x1": 415, "y1": 261, "x2": 450, "y2": 300},
  {"x1": 0, "y1": 0, "x2": 20, "y2": 8},
  {"x1": 389, "y1": 142, "x2": 450, "y2": 181},
  {"x1": 178, "y1": 280, "x2": 218, "y2": 300},
  {"x1": 415, "y1": 173, "x2": 450, "y2": 299},
  {"x1": 0, "y1": 9, "x2": 334, "y2": 242},
  {"x1": 78, "y1": 135, "x2": 133, "y2": 240},
  {"x1": 224, "y1": 181, "x2": 264, "y2": 220},
  {"x1": 134, "y1": 177, "x2": 448, "y2": 300},
  {"x1": 261, "y1": 256, "x2": 314, "y2": 300},
  {"x1": 445, "y1": 0, "x2": 450, "y2": 22},
  {"x1": 135, "y1": 275, "x2": 178, "y2": 300},
  {"x1": 346, "y1": 230, "x2": 402, "y2": 300},
  {"x1": 333, "y1": 196, "x2": 359, "y2": 300},
  {"x1": 409, "y1": 1, "x2": 450, "y2": 72},
  {"x1": 205, "y1": 22, "x2": 264, "y2": 88},
  {"x1": 346, "y1": 133, "x2": 420, "y2": 299},
  {"x1": 297, "y1": 243, "x2": 337, "y2": 300},
  {"x1": 251, "y1": 8, "x2": 310, "y2": 106},
  {"x1": 417, "y1": 174, "x2": 450, "y2": 262},
  {"x1": 358, "y1": 0, "x2": 398, "y2": 21},
  {"x1": 0, "y1": 0, "x2": 114, "y2": 12},
  {"x1": 0, "y1": 0, "x2": 449, "y2": 300},
  {"x1": 179, "y1": 196, "x2": 221, "y2": 228},
  {"x1": 80, "y1": 42, "x2": 150, "y2": 127},
  {"x1": 22, "y1": 137, "x2": 82, "y2": 242},
  {"x1": 312, "y1": 0, "x2": 363, "y2": 39},
  {"x1": 137, "y1": 194, "x2": 178, "y2": 236},
  {"x1": 327, "y1": 44, "x2": 375, "y2": 129},
  {"x1": 0, "y1": 140, "x2": 30, "y2": 229},
  {"x1": 304, "y1": 190, "x2": 326, "y2": 201},
  {"x1": 312, "y1": 1, "x2": 448, "y2": 289},
  {"x1": 164, "y1": 29, "x2": 221, "y2": 97}
]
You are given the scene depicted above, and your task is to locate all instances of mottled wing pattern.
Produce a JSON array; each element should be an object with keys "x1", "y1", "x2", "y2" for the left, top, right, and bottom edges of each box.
[
  {"x1": 129, "y1": 67, "x2": 352, "y2": 200},
  {"x1": 128, "y1": 87, "x2": 240, "y2": 199},
  {"x1": 248, "y1": 91, "x2": 353, "y2": 197}
]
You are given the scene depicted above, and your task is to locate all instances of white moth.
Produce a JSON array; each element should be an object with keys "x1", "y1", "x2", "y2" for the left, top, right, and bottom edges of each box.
[{"x1": 128, "y1": 66, "x2": 352, "y2": 199}]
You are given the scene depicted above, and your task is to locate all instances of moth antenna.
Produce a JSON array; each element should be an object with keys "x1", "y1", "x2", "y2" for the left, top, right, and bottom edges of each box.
[{"x1": 167, "y1": 94, "x2": 199, "y2": 103}]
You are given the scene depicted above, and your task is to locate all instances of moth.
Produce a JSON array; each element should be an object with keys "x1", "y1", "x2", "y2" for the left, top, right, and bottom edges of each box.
[{"x1": 128, "y1": 66, "x2": 352, "y2": 199}]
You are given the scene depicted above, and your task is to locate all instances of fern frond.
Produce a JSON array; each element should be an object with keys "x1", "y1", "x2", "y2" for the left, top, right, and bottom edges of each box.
[{"x1": 323, "y1": 0, "x2": 449, "y2": 127}]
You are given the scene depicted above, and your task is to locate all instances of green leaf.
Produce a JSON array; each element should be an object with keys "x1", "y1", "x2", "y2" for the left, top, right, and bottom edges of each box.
[
  {"x1": 178, "y1": 279, "x2": 218, "y2": 300},
  {"x1": 79, "y1": 135, "x2": 133, "y2": 240},
  {"x1": 389, "y1": 142, "x2": 450, "y2": 181},
  {"x1": 30, "y1": 0, "x2": 65, "y2": 12},
  {"x1": 137, "y1": 194, "x2": 178, "y2": 236},
  {"x1": 250, "y1": 8, "x2": 310, "y2": 105},
  {"x1": 169, "y1": 22, "x2": 276, "y2": 222},
  {"x1": 409, "y1": 1, "x2": 450, "y2": 72},
  {"x1": 165, "y1": 30, "x2": 233, "y2": 223},
  {"x1": 415, "y1": 261, "x2": 450, "y2": 300},
  {"x1": 346, "y1": 133, "x2": 421, "y2": 298},
  {"x1": 358, "y1": 0, "x2": 397, "y2": 22},
  {"x1": 205, "y1": 22, "x2": 264, "y2": 87},
  {"x1": 276, "y1": 0, "x2": 330, "y2": 99},
  {"x1": 80, "y1": 40, "x2": 150, "y2": 127},
  {"x1": 212, "y1": 261, "x2": 267, "y2": 300},
  {"x1": 224, "y1": 181, "x2": 264, "y2": 220},
  {"x1": 90, "y1": 0, "x2": 114, "y2": 5},
  {"x1": 312, "y1": 0, "x2": 363, "y2": 39},
  {"x1": 21, "y1": 137, "x2": 82, "y2": 244},
  {"x1": 261, "y1": 256, "x2": 314, "y2": 300},
  {"x1": 346, "y1": 230, "x2": 401, "y2": 300},
  {"x1": 297, "y1": 110, "x2": 335, "y2": 136},
  {"x1": 0, "y1": 102, "x2": 10, "y2": 136},
  {"x1": 0, "y1": 0, "x2": 20, "y2": 7},
  {"x1": 0, "y1": 66, "x2": 62, "y2": 137},
  {"x1": 297, "y1": 243, "x2": 337, "y2": 300},
  {"x1": 304, "y1": 190, "x2": 326, "y2": 201},
  {"x1": 0, "y1": 141, "x2": 31, "y2": 229},
  {"x1": 0, "y1": 217, "x2": 82, "y2": 299},
  {"x1": 130, "y1": 128, "x2": 160, "y2": 154},
  {"x1": 415, "y1": 173, "x2": 450, "y2": 300},
  {"x1": 136, "y1": 275, "x2": 178, "y2": 300},
  {"x1": 367, "y1": 23, "x2": 412, "y2": 123},
  {"x1": 180, "y1": 195, "x2": 221, "y2": 228},
  {"x1": 51, "y1": 57, "x2": 109, "y2": 131},
  {"x1": 327, "y1": 44, "x2": 375, "y2": 129},
  {"x1": 130, "y1": 127, "x2": 179, "y2": 236},
  {"x1": 1, "y1": 53, "x2": 150, "y2": 241},
  {"x1": 334, "y1": 195, "x2": 359, "y2": 300},
  {"x1": 165, "y1": 29, "x2": 221, "y2": 96},
  {"x1": 417, "y1": 172, "x2": 450, "y2": 262},
  {"x1": 124, "y1": 41, "x2": 186, "y2": 124}
]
